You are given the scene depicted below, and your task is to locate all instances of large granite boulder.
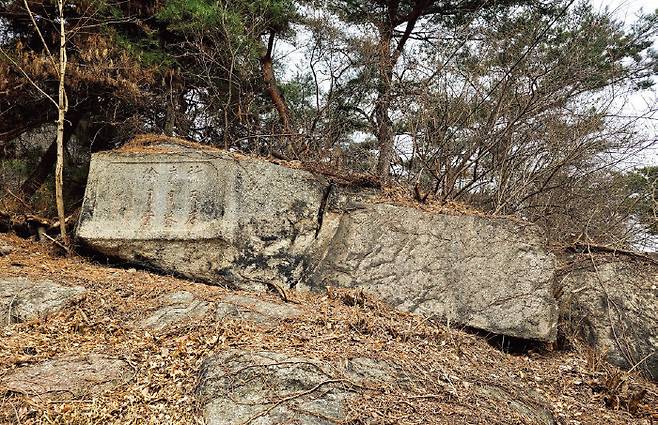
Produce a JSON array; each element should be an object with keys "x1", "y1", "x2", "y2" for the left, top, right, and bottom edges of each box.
[
  {"x1": 0, "y1": 277, "x2": 86, "y2": 326},
  {"x1": 77, "y1": 140, "x2": 558, "y2": 341},
  {"x1": 307, "y1": 204, "x2": 558, "y2": 341},
  {"x1": 77, "y1": 143, "x2": 329, "y2": 291},
  {"x1": 558, "y1": 257, "x2": 658, "y2": 380}
]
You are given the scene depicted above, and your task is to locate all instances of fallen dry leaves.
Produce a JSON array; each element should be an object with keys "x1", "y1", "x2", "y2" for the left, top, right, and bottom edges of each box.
[{"x1": 0, "y1": 233, "x2": 656, "y2": 424}]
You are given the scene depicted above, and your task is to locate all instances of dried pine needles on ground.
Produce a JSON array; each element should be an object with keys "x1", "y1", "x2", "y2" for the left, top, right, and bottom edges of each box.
[{"x1": 0, "y1": 234, "x2": 656, "y2": 424}]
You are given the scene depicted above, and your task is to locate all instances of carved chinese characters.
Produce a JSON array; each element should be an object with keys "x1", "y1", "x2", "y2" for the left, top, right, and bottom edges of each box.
[{"x1": 84, "y1": 159, "x2": 223, "y2": 239}]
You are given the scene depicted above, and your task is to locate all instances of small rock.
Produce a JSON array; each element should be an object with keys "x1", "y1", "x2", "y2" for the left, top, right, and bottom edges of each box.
[
  {"x1": 140, "y1": 291, "x2": 210, "y2": 330},
  {"x1": 341, "y1": 357, "x2": 403, "y2": 384},
  {"x1": 0, "y1": 277, "x2": 86, "y2": 327},
  {"x1": 0, "y1": 245, "x2": 13, "y2": 256},
  {"x1": 215, "y1": 294, "x2": 301, "y2": 325},
  {"x1": 476, "y1": 384, "x2": 556, "y2": 425},
  {"x1": 198, "y1": 350, "x2": 394, "y2": 425},
  {"x1": 1, "y1": 354, "x2": 130, "y2": 400},
  {"x1": 23, "y1": 347, "x2": 37, "y2": 355}
]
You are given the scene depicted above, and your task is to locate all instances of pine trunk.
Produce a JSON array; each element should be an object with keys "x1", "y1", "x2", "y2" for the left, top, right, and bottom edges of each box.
[
  {"x1": 19, "y1": 115, "x2": 78, "y2": 198},
  {"x1": 375, "y1": 28, "x2": 394, "y2": 182},
  {"x1": 261, "y1": 32, "x2": 294, "y2": 156}
]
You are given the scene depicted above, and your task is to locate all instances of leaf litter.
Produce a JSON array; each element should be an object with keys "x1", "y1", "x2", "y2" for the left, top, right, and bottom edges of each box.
[{"x1": 0, "y1": 233, "x2": 656, "y2": 424}]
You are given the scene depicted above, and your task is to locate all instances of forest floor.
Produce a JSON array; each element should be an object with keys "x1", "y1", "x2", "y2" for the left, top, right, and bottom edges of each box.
[{"x1": 0, "y1": 233, "x2": 657, "y2": 424}]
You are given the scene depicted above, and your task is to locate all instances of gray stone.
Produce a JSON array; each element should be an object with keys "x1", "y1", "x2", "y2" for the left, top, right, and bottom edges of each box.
[
  {"x1": 0, "y1": 245, "x2": 13, "y2": 256},
  {"x1": 77, "y1": 145, "x2": 329, "y2": 291},
  {"x1": 340, "y1": 357, "x2": 404, "y2": 384},
  {"x1": 140, "y1": 291, "x2": 211, "y2": 329},
  {"x1": 197, "y1": 350, "x2": 398, "y2": 425},
  {"x1": 558, "y1": 259, "x2": 658, "y2": 380},
  {"x1": 0, "y1": 277, "x2": 86, "y2": 326},
  {"x1": 215, "y1": 294, "x2": 301, "y2": 324},
  {"x1": 1, "y1": 354, "x2": 130, "y2": 400},
  {"x1": 307, "y1": 204, "x2": 558, "y2": 341},
  {"x1": 77, "y1": 141, "x2": 560, "y2": 341},
  {"x1": 476, "y1": 385, "x2": 556, "y2": 425}
]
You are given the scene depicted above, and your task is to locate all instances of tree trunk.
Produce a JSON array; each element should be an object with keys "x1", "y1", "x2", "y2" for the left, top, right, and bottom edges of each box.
[
  {"x1": 375, "y1": 27, "x2": 395, "y2": 182},
  {"x1": 55, "y1": 0, "x2": 68, "y2": 244},
  {"x1": 261, "y1": 31, "x2": 294, "y2": 156},
  {"x1": 163, "y1": 70, "x2": 178, "y2": 136},
  {"x1": 19, "y1": 115, "x2": 78, "y2": 198},
  {"x1": 163, "y1": 102, "x2": 176, "y2": 136}
]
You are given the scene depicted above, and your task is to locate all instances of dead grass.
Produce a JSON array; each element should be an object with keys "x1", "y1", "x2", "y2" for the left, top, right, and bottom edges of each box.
[
  {"x1": 114, "y1": 134, "x2": 225, "y2": 154},
  {"x1": 109, "y1": 134, "x2": 486, "y2": 218},
  {"x1": 0, "y1": 234, "x2": 656, "y2": 424},
  {"x1": 373, "y1": 186, "x2": 487, "y2": 216}
]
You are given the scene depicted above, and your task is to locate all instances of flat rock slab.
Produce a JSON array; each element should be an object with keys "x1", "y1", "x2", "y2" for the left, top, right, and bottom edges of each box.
[
  {"x1": 1, "y1": 354, "x2": 130, "y2": 400},
  {"x1": 141, "y1": 291, "x2": 302, "y2": 330},
  {"x1": 559, "y1": 259, "x2": 658, "y2": 380},
  {"x1": 476, "y1": 385, "x2": 556, "y2": 425},
  {"x1": 198, "y1": 350, "x2": 401, "y2": 425},
  {"x1": 140, "y1": 291, "x2": 211, "y2": 330},
  {"x1": 309, "y1": 204, "x2": 558, "y2": 341},
  {"x1": 215, "y1": 294, "x2": 302, "y2": 324},
  {"x1": 0, "y1": 277, "x2": 86, "y2": 326}
]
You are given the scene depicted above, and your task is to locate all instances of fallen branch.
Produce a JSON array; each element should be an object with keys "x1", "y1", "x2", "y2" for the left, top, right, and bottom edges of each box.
[
  {"x1": 39, "y1": 231, "x2": 71, "y2": 254},
  {"x1": 3, "y1": 189, "x2": 34, "y2": 213},
  {"x1": 567, "y1": 242, "x2": 657, "y2": 265},
  {"x1": 240, "y1": 379, "x2": 347, "y2": 425}
]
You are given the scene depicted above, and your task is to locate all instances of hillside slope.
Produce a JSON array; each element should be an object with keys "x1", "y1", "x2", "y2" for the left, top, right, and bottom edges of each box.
[{"x1": 0, "y1": 234, "x2": 656, "y2": 424}]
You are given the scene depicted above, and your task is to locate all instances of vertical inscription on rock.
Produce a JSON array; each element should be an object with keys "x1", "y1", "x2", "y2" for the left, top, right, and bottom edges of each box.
[{"x1": 90, "y1": 160, "x2": 223, "y2": 239}]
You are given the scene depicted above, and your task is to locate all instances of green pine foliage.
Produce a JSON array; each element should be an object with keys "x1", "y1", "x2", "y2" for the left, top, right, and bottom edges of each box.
[{"x1": 627, "y1": 167, "x2": 658, "y2": 234}]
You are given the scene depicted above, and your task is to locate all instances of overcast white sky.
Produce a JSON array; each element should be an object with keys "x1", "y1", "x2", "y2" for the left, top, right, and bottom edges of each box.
[
  {"x1": 280, "y1": 0, "x2": 658, "y2": 167},
  {"x1": 592, "y1": 0, "x2": 658, "y2": 166},
  {"x1": 593, "y1": 0, "x2": 656, "y2": 19}
]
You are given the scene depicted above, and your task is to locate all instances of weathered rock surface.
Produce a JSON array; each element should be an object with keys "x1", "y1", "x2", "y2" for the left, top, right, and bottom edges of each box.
[
  {"x1": 77, "y1": 141, "x2": 559, "y2": 341},
  {"x1": 140, "y1": 290, "x2": 302, "y2": 330},
  {"x1": 140, "y1": 291, "x2": 211, "y2": 329},
  {"x1": 215, "y1": 294, "x2": 301, "y2": 324},
  {"x1": 1, "y1": 354, "x2": 130, "y2": 399},
  {"x1": 0, "y1": 277, "x2": 86, "y2": 326},
  {"x1": 558, "y1": 258, "x2": 658, "y2": 380},
  {"x1": 0, "y1": 244, "x2": 13, "y2": 256},
  {"x1": 308, "y1": 204, "x2": 558, "y2": 341},
  {"x1": 476, "y1": 385, "x2": 556, "y2": 425},
  {"x1": 77, "y1": 145, "x2": 328, "y2": 291},
  {"x1": 197, "y1": 350, "x2": 398, "y2": 425}
]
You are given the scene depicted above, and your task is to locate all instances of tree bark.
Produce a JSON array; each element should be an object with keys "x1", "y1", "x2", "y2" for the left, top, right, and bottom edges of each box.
[
  {"x1": 163, "y1": 102, "x2": 176, "y2": 136},
  {"x1": 19, "y1": 115, "x2": 78, "y2": 198},
  {"x1": 375, "y1": 27, "x2": 395, "y2": 182},
  {"x1": 261, "y1": 31, "x2": 294, "y2": 156},
  {"x1": 163, "y1": 70, "x2": 178, "y2": 136},
  {"x1": 374, "y1": 1, "x2": 426, "y2": 182},
  {"x1": 55, "y1": 0, "x2": 68, "y2": 244}
]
